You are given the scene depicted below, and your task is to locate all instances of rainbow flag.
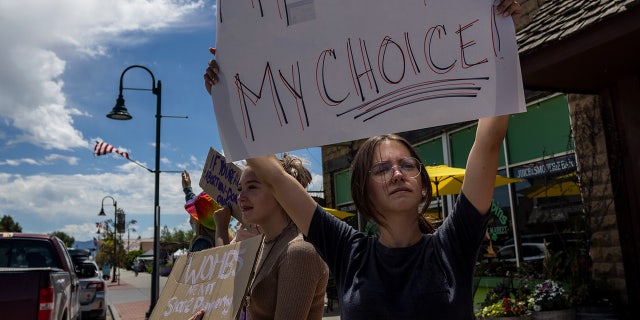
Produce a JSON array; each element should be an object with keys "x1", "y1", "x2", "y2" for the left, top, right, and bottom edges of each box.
[{"x1": 184, "y1": 192, "x2": 220, "y2": 230}]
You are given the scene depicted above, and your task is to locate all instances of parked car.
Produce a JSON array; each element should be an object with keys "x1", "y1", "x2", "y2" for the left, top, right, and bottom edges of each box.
[
  {"x1": 67, "y1": 248, "x2": 92, "y2": 266},
  {"x1": 77, "y1": 260, "x2": 107, "y2": 320},
  {"x1": 0, "y1": 232, "x2": 81, "y2": 320},
  {"x1": 66, "y1": 248, "x2": 107, "y2": 320},
  {"x1": 496, "y1": 242, "x2": 547, "y2": 263},
  {"x1": 503, "y1": 232, "x2": 583, "y2": 253}
]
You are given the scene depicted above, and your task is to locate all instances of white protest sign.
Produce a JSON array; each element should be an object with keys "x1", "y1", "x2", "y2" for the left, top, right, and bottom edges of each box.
[
  {"x1": 150, "y1": 236, "x2": 263, "y2": 320},
  {"x1": 212, "y1": 0, "x2": 525, "y2": 161},
  {"x1": 199, "y1": 147, "x2": 243, "y2": 222}
]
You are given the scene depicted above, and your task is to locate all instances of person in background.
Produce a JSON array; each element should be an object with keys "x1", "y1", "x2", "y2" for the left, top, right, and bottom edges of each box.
[
  {"x1": 232, "y1": 153, "x2": 328, "y2": 319},
  {"x1": 182, "y1": 170, "x2": 222, "y2": 252},
  {"x1": 203, "y1": 1, "x2": 521, "y2": 318},
  {"x1": 132, "y1": 260, "x2": 140, "y2": 276},
  {"x1": 101, "y1": 263, "x2": 110, "y2": 281}
]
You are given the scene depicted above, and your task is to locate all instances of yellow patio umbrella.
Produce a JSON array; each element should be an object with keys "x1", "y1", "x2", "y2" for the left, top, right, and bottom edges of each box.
[
  {"x1": 425, "y1": 165, "x2": 524, "y2": 218},
  {"x1": 519, "y1": 173, "x2": 580, "y2": 198},
  {"x1": 425, "y1": 165, "x2": 524, "y2": 197},
  {"x1": 425, "y1": 165, "x2": 466, "y2": 219},
  {"x1": 323, "y1": 207, "x2": 356, "y2": 220},
  {"x1": 434, "y1": 173, "x2": 525, "y2": 196},
  {"x1": 425, "y1": 165, "x2": 466, "y2": 198}
]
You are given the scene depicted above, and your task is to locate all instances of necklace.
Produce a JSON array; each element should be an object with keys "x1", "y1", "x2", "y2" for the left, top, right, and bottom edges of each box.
[
  {"x1": 244, "y1": 221, "x2": 293, "y2": 310},
  {"x1": 256, "y1": 222, "x2": 289, "y2": 274}
]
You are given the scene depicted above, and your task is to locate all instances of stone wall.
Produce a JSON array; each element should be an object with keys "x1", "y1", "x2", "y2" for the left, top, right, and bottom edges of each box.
[{"x1": 568, "y1": 94, "x2": 627, "y2": 303}]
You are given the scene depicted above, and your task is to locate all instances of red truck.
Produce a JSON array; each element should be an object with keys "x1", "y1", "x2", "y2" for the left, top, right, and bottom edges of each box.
[{"x1": 0, "y1": 232, "x2": 81, "y2": 320}]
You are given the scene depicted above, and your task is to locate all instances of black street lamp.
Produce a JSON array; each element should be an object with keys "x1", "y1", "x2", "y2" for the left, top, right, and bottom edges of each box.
[
  {"x1": 107, "y1": 65, "x2": 162, "y2": 317},
  {"x1": 98, "y1": 195, "x2": 118, "y2": 283}
]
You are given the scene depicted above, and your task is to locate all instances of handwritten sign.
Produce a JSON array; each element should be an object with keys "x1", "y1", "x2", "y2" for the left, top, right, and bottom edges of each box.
[
  {"x1": 150, "y1": 235, "x2": 262, "y2": 320},
  {"x1": 211, "y1": 0, "x2": 525, "y2": 161},
  {"x1": 199, "y1": 147, "x2": 243, "y2": 222}
]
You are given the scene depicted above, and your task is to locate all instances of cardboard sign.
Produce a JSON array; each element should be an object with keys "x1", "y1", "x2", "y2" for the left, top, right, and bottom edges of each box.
[
  {"x1": 199, "y1": 147, "x2": 243, "y2": 222},
  {"x1": 211, "y1": 0, "x2": 525, "y2": 161},
  {"x1": 150, "y1": 236, "x2": 263, "y2": 320}
]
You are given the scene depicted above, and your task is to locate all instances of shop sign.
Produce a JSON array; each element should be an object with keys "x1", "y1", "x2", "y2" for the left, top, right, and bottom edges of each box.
[
  {"x1": 488, "y1": 200, "x2": 509, "y2": 240},
  {"x1": 514, "y1": 155, "x2": 576, "y2": 179}
]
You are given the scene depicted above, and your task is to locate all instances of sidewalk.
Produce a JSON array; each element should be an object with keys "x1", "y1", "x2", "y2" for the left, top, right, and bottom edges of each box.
[
  {"x1": 107, "y1": 269, "x2": 340, "y2": 319},
  {"x1": 106, "y1": 270, "x2": 165, "y2": 320}
]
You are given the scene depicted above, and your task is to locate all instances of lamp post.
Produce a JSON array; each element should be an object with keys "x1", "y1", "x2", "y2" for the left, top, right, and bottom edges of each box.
[
  {"x1": 98, "y1": 196, "x2": 118, "y2": 283},
  {"x1": 107, "y1": 65, "x2": 162, "y2": 317}
]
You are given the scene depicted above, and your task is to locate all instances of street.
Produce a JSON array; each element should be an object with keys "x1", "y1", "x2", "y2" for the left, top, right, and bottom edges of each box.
[{"x1": 105, "y1": 269, "x2": 340, "y2": 319}]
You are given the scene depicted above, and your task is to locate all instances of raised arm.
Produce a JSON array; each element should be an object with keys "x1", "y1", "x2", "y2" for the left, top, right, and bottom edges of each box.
[
  {"x1": 246, "y1": 156, "x2": 318, "y2": 235},
  {"x1": 213, "y1": 207, "x2": 232, "y2": 246},
  {"x1": 459, "y1": 0, "x2": 520, "y2": 214},
  {"x1": 460, "y1": 115, "x2": 509, "y2": 215}
]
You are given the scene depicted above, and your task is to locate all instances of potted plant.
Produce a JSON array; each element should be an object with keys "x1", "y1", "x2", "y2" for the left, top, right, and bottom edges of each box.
[
  {"x1": 532, "y1": 280, "x2": 574, "y2": 320},
  {"x1": 476, "y1": 297, "x2": 532, "y2": 319},
  {"x1": 475, "y1": 281, "x2": 533, "y2": 319}
]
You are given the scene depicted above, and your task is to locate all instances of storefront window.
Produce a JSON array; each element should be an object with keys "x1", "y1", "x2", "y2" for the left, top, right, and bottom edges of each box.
[{"x1": 511, "y1": 154, "x2": 580, "y2": 235}]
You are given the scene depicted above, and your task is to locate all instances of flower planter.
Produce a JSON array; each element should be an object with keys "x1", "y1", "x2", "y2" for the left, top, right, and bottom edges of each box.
[
  {"x1": 533, "y1": 309, "x2": 575, "y2": 320},
  {"x1": 479, "y1": 316, "x2": 531, "y2": 320}
]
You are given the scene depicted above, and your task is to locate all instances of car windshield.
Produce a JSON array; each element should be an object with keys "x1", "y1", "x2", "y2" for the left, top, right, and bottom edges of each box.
[{"x1": 78, "y1": 262, "x2": 99, "y2": 279}]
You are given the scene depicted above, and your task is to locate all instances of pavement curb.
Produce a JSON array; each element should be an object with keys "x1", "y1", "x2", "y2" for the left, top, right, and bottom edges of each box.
[{"x1": 108, "y1": 303, "x2": 121, "y2": 320}]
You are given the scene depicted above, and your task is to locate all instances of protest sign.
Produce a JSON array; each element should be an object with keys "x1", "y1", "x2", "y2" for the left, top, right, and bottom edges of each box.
[
  {"x1": 199, "y1": 147, "x2": 243, "y2": 221},
  {"x1": 211, "y1": 0, "x2": 525, "y2": 161},
  {"x1": 150, "y1": 235, "x2": 263, "y2": 320}
]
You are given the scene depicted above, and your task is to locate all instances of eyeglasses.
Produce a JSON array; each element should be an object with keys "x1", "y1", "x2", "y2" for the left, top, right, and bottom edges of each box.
[{"x1": 369, "y1": 157, "x2": 422, "y2": 182}]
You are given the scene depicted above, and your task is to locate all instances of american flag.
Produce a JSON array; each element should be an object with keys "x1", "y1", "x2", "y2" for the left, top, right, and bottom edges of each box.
[{"x1": 94, "y1": 141, "x2": 130, "y2": 159}]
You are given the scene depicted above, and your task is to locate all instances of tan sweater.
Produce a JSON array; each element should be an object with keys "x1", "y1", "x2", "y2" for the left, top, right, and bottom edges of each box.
[{"x1": 248, "y1": 223, "x2": 329, "y2": 320}]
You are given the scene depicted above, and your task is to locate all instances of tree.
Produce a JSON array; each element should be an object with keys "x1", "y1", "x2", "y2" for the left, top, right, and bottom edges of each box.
[
  {"x1": 0, "y1": 215, "x2": 22, "y2": 232},
  {"x1": 95, "y1": 220, "x2": 126, "y2": 268},
  {"x1": 161, "y1": 225, "x2": 194, "y2": 246},
  {"x1": 50, "y1": 231, "x2": 75, "y2": 247},
  {"x1": 124, "y1": 249, "x2": 144, "y2": 271}
]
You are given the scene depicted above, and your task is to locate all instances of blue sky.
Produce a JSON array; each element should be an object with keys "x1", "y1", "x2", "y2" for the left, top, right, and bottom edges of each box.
[{"x1": 0, "y1": 0, "x2": 323, "y2": 242}]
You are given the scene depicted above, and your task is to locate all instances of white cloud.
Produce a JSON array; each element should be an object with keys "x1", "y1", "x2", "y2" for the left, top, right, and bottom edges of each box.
[
  {"x1": 0, "y1": 154, "x2": 81, "y2": 166},
  {"x1": 44, "y1": 154, "x2": 81, "y2": 165},
  {"x1": 58, "y1": 223, "x2": 98, "y2": 242},
  {"x1": 0, "y1": 0, "x2": 206, "y2": 151},
  {"x1": 0, "y1": 162, "x2": 189, "y2": 241},
  {"x1": 0, "y1": 158, "x2": 40, "y2": 166},
  {"x1": 308, "y1": 173, "x2": 325, "y2": 196}
]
